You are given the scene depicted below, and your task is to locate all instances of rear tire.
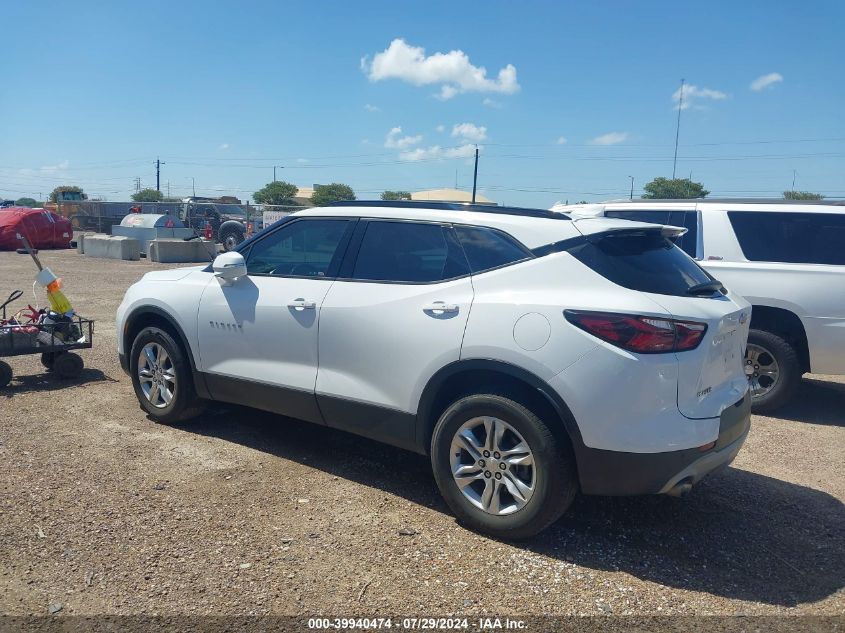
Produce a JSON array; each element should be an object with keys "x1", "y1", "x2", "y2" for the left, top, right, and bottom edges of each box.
[
  {"x1": 219, "y1": 225, "x2": 245, "y2": 252},
  {"x1": 746, "y1": 329, "x2": 801, "y2": 413},
  {"x1": 130, "y1": 327, "x2": 204, "y2": 424},
  {"x1": 41, "y1": 353, "x2": 56, "y2": 371},
  {"x1": 0, "y1": 361, "x2": 12, "y2": 387},
  {"x1": 431, "y1": 393, "x2": 577, "y2": 540},
  {"x1": 53, "y1": 352, "x2": 84, "y2": 379}
]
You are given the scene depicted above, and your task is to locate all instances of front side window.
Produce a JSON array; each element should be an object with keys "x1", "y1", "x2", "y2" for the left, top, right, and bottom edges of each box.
[
  {"x1": 728, "y1": 211, "x2": 845, "y2": 265},
  {"x1": 454, "y1": 225, "x2": 532, "y2": 273},
  {"x1": 246, "y1": 219, "x2": 352, "y2": 277},
  {"x1": 351, "y1": 221, "x2": 469, "y2": 283}
]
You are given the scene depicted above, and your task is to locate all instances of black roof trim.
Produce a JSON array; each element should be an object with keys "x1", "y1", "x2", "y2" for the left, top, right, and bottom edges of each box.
[
  {"x1": 326, "y1": 200, "x2": 571, "y2": 220},
  {"x1": 620, "y1": 198, "x2": 845, "y2": 206}
]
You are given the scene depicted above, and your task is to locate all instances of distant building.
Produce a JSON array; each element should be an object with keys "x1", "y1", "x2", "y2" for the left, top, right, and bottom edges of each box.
[{"x1": 411, "y1": 188, "x2": 496, "y2": 205}]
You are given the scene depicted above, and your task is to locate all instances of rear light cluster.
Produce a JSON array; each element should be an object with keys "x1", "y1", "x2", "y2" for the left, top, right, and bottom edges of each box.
[{"x1": 564, "y1": 310, "x2": 707, "y2": 353}]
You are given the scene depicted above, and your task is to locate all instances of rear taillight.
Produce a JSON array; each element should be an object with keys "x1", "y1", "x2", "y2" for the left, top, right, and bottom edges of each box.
[{"x1": 564, "y1": 310, "x2": 707, "y2": 353}]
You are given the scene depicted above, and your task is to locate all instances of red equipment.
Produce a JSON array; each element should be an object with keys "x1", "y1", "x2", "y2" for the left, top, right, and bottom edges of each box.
[
  {"x1": 204, "y1": 221, "x2": 212, "y2": 240},
  {"x1": 0, "y1": 208, "x2": 72, "y2": 251}
]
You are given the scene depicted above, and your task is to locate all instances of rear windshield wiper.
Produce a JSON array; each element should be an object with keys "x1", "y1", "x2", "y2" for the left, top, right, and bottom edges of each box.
[{"x1": 686, "y1": 280, "x2": 725, "y2": 296}]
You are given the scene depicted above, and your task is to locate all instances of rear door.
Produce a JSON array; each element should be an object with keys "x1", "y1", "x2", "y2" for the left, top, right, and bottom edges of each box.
[{"x1": 315, "y1": 219, "x2": 474, "y2": 449}]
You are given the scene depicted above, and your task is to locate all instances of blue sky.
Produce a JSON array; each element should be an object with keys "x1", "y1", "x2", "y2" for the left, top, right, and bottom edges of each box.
[{"x1": 2, "y1": 1, "x2": 843, "y2": 207}]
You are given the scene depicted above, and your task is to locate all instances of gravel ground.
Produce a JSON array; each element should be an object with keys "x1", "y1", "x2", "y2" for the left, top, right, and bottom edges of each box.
[{"x1": 0, "y1": 247, "x2": 843, "y2": 618}]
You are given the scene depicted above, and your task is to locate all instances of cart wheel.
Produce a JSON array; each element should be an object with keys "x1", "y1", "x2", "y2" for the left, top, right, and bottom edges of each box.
[
  {"x1": 53, "y1": 352, "x2": 84, "y2": 379},
  {"x1": 41, "y1": 353, "x2": 56, "y2": 371},
  {"x1": 0, "y1": 361, "x2": 11, "y2": 388}
]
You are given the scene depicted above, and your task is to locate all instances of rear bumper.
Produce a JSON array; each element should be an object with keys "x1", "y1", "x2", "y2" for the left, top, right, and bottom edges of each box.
[{"x1": 577, "y1": 395, "x2": 751, "y2": 496}]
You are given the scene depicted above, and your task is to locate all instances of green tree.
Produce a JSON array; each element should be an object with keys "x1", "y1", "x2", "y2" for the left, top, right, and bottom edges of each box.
[
  {"x1": 381, "y1": 190, "x2": 412, "y2": 201},
  {"x1": 642, "y1": 177, "x2": 709, "y2": 199},
  {"x1": 49, "y1": 185, "x2": 87, "y2": 202},
  {"x1": 311, "y1": 183, "x2": 356, "y2": 206},
  {"x1": 783, "y1": 190, "x2": 824, "y2": 200},
  {"x1": 131, "y1": 188, "x2": 164, "y2": 202},
  {"x1": 253, "y1": 181, "x2": 300, "y2": 206},
  {"x1": 15, "y1": 197, "x2": 37, "y2": 207}
]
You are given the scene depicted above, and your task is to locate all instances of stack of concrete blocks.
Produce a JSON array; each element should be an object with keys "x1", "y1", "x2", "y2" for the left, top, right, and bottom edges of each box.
[{"x1": 77, "y1": 234, "x2": 141, "y2": 261}]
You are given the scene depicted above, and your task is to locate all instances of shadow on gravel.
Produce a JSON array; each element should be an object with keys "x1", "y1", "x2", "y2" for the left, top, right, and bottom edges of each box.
[
  {"x1": 183, "y1": 405, "x2": 844, "y2": 608},
  {"x1": 0, "y1": 367, "x2": 116, "y2": 397},
  {"x1": 772, "y1": 377, "x2": 845, "y2": 426}
]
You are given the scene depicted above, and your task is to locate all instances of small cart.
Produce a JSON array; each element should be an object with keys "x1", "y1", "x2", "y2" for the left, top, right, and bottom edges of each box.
[{"x1": 0, "y1": 290, "x2": 94, "y2": 388}]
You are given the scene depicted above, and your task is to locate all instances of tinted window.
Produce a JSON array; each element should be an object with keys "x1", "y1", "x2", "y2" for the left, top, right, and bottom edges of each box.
[
  {"x1": 605, "y1": 209, "x2": 699, "y2": 258},
  {"x1": 246, "y1": 219, "x2": 351, "y2": 277},
  {"x1": 728, "y1": 211, "x2": 845, "y2": 265},
  {"x1": 352, "y1": 221, "x2": 469, "y2": 282},
  {"x1": 454, "y1": 225, "x2": 532, "y2": 273},
  {"x1": 569, "y1": 231, "x2": 712, "y2": 296}
]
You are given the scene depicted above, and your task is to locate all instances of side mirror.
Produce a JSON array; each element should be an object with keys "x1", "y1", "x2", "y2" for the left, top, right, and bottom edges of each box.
[{"x1": 212, "y1": 251, "x2": 247, "y2": 283}]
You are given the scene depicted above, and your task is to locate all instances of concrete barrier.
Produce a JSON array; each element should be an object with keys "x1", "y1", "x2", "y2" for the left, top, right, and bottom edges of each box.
[
  {"x1": 75, "y1": 234, "x2": 85, "y2": 254},
  {"x1": 148, "y1": 239, "x2": 216, "y2": 263},
  {"x1": 82, "y1": 234, "x2": 140, "y2": 261}
]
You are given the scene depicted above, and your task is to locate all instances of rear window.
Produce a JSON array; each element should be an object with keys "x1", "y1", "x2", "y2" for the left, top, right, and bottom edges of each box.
[
  {"x1": 728, "y1": 211, "x2": 845, "y2": 265},
  {"x1": 569, "y1": 231, "x2": 712, "y2": 296}
]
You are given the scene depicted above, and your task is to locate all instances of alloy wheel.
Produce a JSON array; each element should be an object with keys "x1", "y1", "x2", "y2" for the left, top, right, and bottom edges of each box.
[
  {"x1": 138, "y1": 342, "x2": 176, "y2": 408},
  {"x1": 745, "y1": 343, "x2": 780, "y2": 398},
  {"x1": 449, "y1": 416, "x2": 536, "y2": 516}
]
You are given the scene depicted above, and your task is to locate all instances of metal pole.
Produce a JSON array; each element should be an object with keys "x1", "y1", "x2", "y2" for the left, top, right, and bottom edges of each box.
[
  {"x1": 629, "y1": 176, "x2": 634, "y2": 200},
  {"x1": 672, "y1": 79, "x2": 684, "y2": 179},
  {"x1": 791, "y1": 169, "x2": 797, "y2": 192},
  {"x1": 471, "y1": 147, "x2": 479, "y2": 204},
  {"x1": 274, "y1": 166, "x2": 283, "y2": 182},
  {"x1": 155, "y1": 158, "x2": 165, "y2": 192}
]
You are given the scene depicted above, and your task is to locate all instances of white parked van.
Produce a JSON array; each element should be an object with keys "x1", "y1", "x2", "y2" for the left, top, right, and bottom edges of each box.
[{"x1": 551, "y1": 199, "x2": 845, "y2": 411}]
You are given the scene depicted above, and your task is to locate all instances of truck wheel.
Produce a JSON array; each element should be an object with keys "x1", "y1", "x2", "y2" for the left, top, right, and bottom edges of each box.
[
  {"x1": 431, "y1": 393, "x2": 577, "y2": 540},
  {"x1": 53, "y1": 352, "x2": 84, "y2": 379},
  {"x1": 130, "y1": 327, "x2": 204, "y2": 424},
  {"x1": 220, "y1": 225, "x2": 245, "y2": 252},
  {"x1": 746, "y1": 329, "x2": 802, "y2": 413},
  {"x1": 41, "y1": 353, "x2": 56, "y2": 370},
  {"x1": 0, "y1": 361, "x2": 12, "y2": 387}
]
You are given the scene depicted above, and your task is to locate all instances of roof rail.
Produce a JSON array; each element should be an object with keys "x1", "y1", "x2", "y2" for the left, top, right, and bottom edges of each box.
[
  {"x1": 326, "y1": 199, "x2": 571, "y2": 220},
  {"x1": 602, "y1": 197, "x2": 845, "y2": 206}
]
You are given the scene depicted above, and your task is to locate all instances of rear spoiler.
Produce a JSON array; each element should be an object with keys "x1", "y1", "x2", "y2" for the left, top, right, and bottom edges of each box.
[{"x1": 531, "y1": 225, "x2": 687, "y2": 258}]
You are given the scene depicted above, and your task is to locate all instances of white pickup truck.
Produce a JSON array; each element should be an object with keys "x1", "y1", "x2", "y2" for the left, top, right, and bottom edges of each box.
[{"x1": 552, "y1": 199, "x2": 845, "y2": 412}]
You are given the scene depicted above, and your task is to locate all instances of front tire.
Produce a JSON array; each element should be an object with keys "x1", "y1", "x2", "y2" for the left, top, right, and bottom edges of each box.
[
  {"x1": 130, "y1": 327, "x2": 204, "y2": 424},
  {"x1": 431, "y1": 393, "x2": 577, "y2": 540},
  {"x1": 746, "y1": 329, "x2": 802, "y2": 413},
  {"x1": 219, "y1": 225, "x2": 245, "y2": 252}
]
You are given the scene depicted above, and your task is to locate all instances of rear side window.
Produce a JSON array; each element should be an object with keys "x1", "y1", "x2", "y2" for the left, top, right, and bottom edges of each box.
[
  {"x1": 352, "y1": 221, "x2": 469, "y2": 283},
  {"x1": 569, "y1": 231, "x2": 712, "y2": 296},
  {"x1": 605, "y1": 209, "x2": 699, "y2": 258},
  {"x1": 728, "y1": 211, "x2": 845, "y2": 265},
  {"x1": 454, "y1": 225, "x2": 532, "y2": 273}
]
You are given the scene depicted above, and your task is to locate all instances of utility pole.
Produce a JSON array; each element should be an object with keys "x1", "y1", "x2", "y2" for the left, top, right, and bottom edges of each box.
[
  {"x1": 155, "y1": 158, "x2": 165, "y2": 192},
  {"x1": 629, "y1": 176, "x2": 634, "y2": 200},
  {"x1": 471, "y1": 146, "x2": 479, "y2": 204},
  {"x1": 189, "y1": 177, "x2": 196, "y2": 197},
  {"x1": 134, "y1": 177, "x2": 141, "y2": 192},
  {"x1": 672, "y1": 78, "x2": 684, "y2": 179},
  {"x1": 791, "y1": 169, "x2": 797, "y2": 192},
  {"x1": 166, "y1": 181, "x2": 171, "y2": 198},
  {"x1": 274, "y1": 166, "x2": 283, "y2": 182}
]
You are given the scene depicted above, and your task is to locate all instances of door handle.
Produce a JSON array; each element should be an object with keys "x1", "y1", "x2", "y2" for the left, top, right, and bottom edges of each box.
[
  {"x1": 423, "y1": 301, "x2": 459, "y2": 314},
  {"x1": 288, "y1": 299, "x2": 316, "y2": 310}
]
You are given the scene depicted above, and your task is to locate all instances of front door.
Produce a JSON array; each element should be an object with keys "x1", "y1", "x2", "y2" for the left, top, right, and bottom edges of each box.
[{"x1": 196, "y1": 217, "x2": 355, "y2": 422}]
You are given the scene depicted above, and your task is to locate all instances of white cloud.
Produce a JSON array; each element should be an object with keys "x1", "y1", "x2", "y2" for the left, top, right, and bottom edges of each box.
[
  {"x1": 451, "y1": 122, "x2": 487, "y2": 143},
  {"x1": 556, "y1": 136, "x2": 567, "y2": 145},
  {"x1": 435, "y1": 124, "x2": 445, "y2": 133},
  {"x1": 384, "y1": 126, "x2": 423, "y2": 150},
  {"x1": 589, "y1": 132, "x2": 629, "y2": 145},
  {"x1": 21, "y1": 159, "x2": 70, "y2": 176},
  {"x1": 482, "y1": 97, "x2": 503, "y2": 109},
  {"x1": 750, "y1": 72, "x2": 783, "y2": 91},
  {"x1": 672, "y1": 84, "x2": 728, "y2": 110},
  {"x1": 361, "y1": 139, "x2": 370, "y2": 145},
  {"x1": 362, "y1": 38, "x2": 520, "y2": 100},
  {"x1": 399, "y1": 143, "x2": 476, "y2": 162},
  {"x1": 296, "y1": 158, "x2": 309, "y2": 163},
  {"x1": 364, "y1": 103, "x2": 381, "y2": 112},
  {"x1": 218, "y1": 143, "x2": 229, "y2": 150}
]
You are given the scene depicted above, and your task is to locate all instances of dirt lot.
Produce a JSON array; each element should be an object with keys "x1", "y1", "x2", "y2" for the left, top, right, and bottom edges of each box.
[{"x1": 0, "y1": 248, "x2": 843, "y2": 618}]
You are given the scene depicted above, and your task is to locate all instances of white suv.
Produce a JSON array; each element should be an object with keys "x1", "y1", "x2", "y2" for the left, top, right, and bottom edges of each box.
[
  {"x1": 117, "y1": 202, "x2": 751, "y2": 538},
  {"x1": 552, "y1": 199, "x2": 845, "y2": 412}
]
